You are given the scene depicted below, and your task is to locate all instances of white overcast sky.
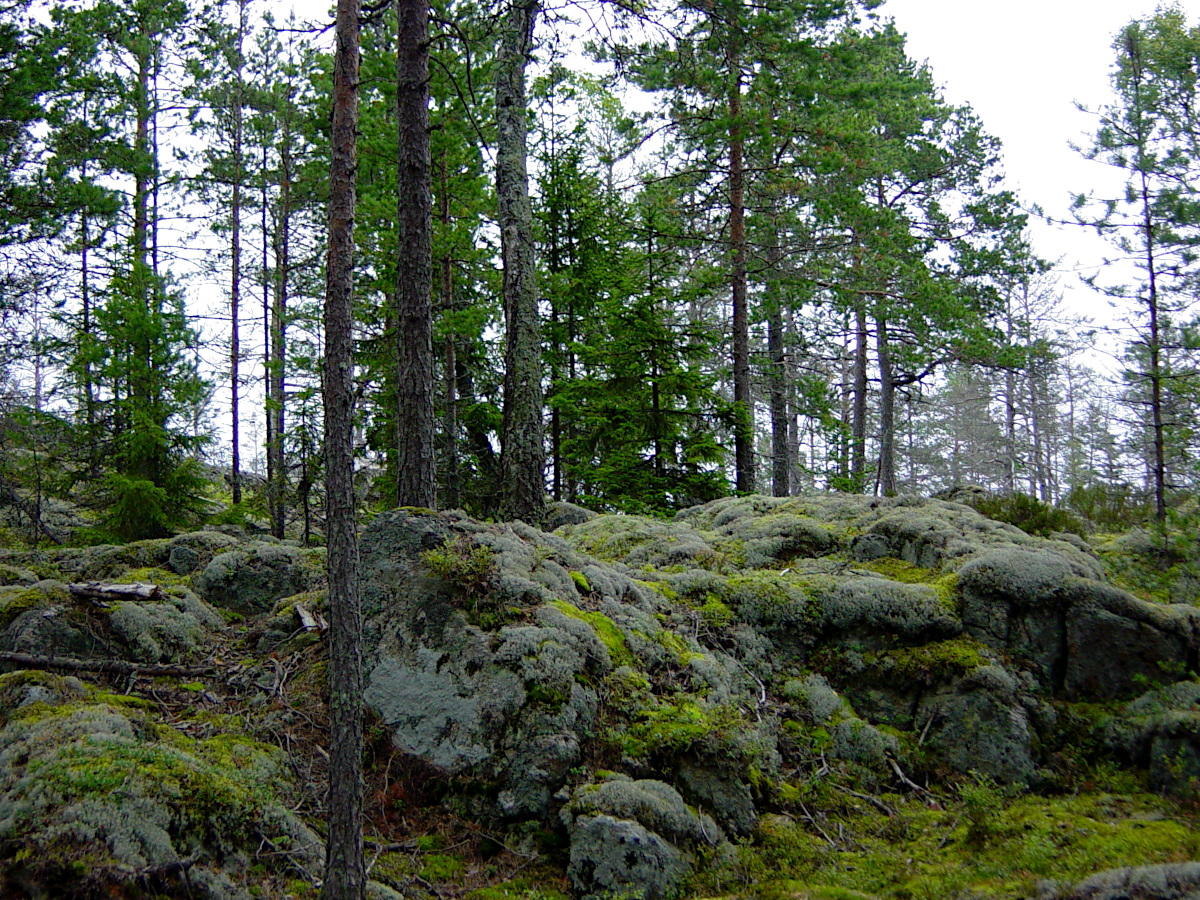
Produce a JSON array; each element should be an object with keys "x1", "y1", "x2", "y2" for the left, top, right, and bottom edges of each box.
[{"x1": 882, "y1": 0, "x2": 1200, "y2": 350}]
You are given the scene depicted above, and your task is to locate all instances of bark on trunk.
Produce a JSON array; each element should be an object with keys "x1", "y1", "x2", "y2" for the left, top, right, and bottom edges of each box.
[
  {"x1": 765, "y1": 219, "x2": 789, "y2": 497},
  {"x1": 727, "y1": 60, "x2": 754, "y2": 494},
  {"x1": 395, "y1": 0, "x2": 436, "y2": 508},
  {"x1": 496, "y1": 0, "x2": 545, "y2": 523},
  {"x1": 321, "y1": 0, "x2": 364, "y2": 895},
  {"x1": 851, "y1": 301, "x2": 869, "y2": 490},
  {"x1": 876, "y1": 316, "x2": 896, "y2": 496},
  {"x1": 229, "y1": 0, "x2": 246, "y2": 507}
]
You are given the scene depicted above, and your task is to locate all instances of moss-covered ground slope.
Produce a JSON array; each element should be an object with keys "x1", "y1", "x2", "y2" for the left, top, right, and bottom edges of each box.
[{"x1": 0, "y1": 494, "x2": 1198, "y2": 900}]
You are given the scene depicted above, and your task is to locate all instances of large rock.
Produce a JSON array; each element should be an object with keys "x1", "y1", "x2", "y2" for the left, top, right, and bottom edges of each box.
[
  {"x1": 960, "y1": 548, "x2": 1200, "y2": 699},
  {"x1": 359, "y1": 510, "x2": 762, "y2": 822},
  {"x1": 561, "y1": 777, "x2": 723, "y2": 900},
  {"x1": 0, "y1": 580, "x2": 224, "y2": 666},
  {"x1": 916, "y1": 665, "x2": 1037, "y2": 786},
  {"x1": 194, "y1": 543, "x2": 325, "y2": 614}
]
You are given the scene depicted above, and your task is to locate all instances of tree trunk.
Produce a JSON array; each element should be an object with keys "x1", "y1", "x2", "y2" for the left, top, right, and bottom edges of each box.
[
  {"x1": 876, "y1": 315, "x2": 896, "y2": 496},
  {"x1": 269, "y1": 140, "x2": 290, "y2": 539},
  {"x1": 727, "y1": 59, "x2": 754, "y2": 494},
  {"x1": 496, "y1": 0, "x2": 545, "y2": 523},
  {"x1": 765, "y1": 222, "x2": 789, "y2": 497},
  {"x1": 395, "y1": 0, "x2": 436, "y2": 508},
  {"x1": 851, "y1": 300, "x2": 869, "y2": 490},
  {"x1": 230, "y1": 0, "x2": 245, "y2": 508},
  {"x1": 321, "y1": 0, "x2": 364, "y2": 895},
  {"x1": 438, "y1": 161, "x2": 460, "y2": 509},
  {"x1": 1140, "y1": 167, "x2": 1168, "y2": 521}
]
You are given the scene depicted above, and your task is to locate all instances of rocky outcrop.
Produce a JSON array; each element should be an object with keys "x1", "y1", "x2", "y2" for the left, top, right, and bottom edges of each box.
[{"x1": 960, "y1": 548, "x2": 1200, "y2": 699}]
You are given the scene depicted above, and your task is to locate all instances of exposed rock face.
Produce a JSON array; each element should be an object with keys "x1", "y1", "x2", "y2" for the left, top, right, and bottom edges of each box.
[
  {"x1": 561, "y1": 777, "x2": 723, "y2": 900},
  {"x1": 960, "y1": 548, "x2": 1200, "y2": 699}
]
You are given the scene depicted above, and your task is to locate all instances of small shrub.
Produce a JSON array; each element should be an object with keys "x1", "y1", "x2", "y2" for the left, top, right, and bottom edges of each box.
[
  {"x1": 422, "y1": 537, "x2": 496, "y2": 595},
  {"x1": 965, "y1": 491, "x2": 1087, "y2": 538},
  {"x1": 959, "y1": 770, "x2": 1004, "y2": 846}
]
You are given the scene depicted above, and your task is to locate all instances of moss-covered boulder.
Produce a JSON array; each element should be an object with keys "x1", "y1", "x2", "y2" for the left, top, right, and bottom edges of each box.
[
  {"x1": 1050, "y1": 862, "x2": 1200, "y2": 900},
  {"x1": 358, "y1": 509, "x2": 764, "y2": 822},
  {"x1": 916, "y1": 665, "x2": 1038, "y2": 786},
  {"x1": 0, "y1": 672, "x2": 322, "y2": 899},
  {"x1": 960, "y1": 548, "x2": 1200, "y2": 699},
  {"x1": 0, "y1": 580, "x2": 224, "y2": 666},
  {"x1": 561, "y1": 776, "x2": 724, "y2": 900},
  {"x1": 194, "y1": 543, "x2": 326, "y2": 614}
]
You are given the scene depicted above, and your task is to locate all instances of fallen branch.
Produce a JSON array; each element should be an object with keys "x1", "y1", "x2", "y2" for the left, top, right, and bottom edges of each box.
[
  {"x1": 830, "y1": 781, "x2": 897, "y2": 816},
  {"x1": 68, "y1": 582, "x2": 168, "y2": 604},
  {"x1": 887, "y1": 756, "x2": 933, "y2": 798},
  {"x1": 0, "y1": 650, "x2": 215, "y2": 678}
]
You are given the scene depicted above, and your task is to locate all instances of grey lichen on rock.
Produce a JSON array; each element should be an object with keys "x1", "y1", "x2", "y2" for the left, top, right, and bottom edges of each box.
[
  {"x1": 193, "y1": 543, "x2": 325, "y2": 613},
  {"x1": 0, "y1": 674, "x2": 322, "y2": 898},
  {"x1": 562, "y1": 776, "x2": 724, "y2": 900},
  {"x1": 916, "y1": 664, "x2": 1037, "y2": 786}
]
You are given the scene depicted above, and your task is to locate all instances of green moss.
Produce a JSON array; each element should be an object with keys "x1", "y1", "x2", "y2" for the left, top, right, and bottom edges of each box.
[
  {"x1": 552, "y1": 600, "x2": 634, "y2": 667},
  {"x1": 699, "y1": 594, "x2": 734, "y2": 628},
  {"x1": 655, "y1": 629, "x2": 703, "y2": 666},
  {"x1": 422, "y1": 538, "x2": 495, "y2": 592},
  {"x1": 420, "y1": 852, "x2": 466, "y2": 883},
  {"x1": 857, "y1": 557, "x2": 936, "y2": 584},
  {"x1": 690, "y1": 790, "x2": 1200, "y2": 900},
  {"x1": 465, "y1": 873, "x2": 570, "y2": 900},
  {"x1": 635, "y1": 578, "x2": 678, "y2": 601},
  {"x1": 0, "y1": 586, "x2": 49, "y2": 628},
  {"x1": 863, "y1": 637, "x2": 989, "y2": 687},
  {"x1": 123, "y1": 566, "x2": 189, "y2": 587},
  {"x1": 615, "y1": 694, "x2": 749, "y2": 760},
  {"x1": 569, "y1": 571, "x2": 592, "y2": 594},
  {"x1": 399, "y1": 506, "x2": 438, "y2": 516}
]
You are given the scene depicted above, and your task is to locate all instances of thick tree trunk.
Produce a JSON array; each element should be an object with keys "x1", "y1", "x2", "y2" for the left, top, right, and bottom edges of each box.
[
  {"x1": 395, "y1": 0, "x2": 436, "y2": 508},
  {"x1": 436, "y1": 163, "x2": 460, "y2": 509},
  {"x1": 728, "y1": 62, "x2": 754, "y2": 494},
  {"x1": 321, "y1": 0, "x2": 364, "y2": 895},
  {"x1": 496, "y1": 0, "x2": 545, "y2": 523}
]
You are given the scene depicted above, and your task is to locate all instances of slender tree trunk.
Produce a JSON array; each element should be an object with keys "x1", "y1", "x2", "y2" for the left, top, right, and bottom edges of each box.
[
  {"x1": 1140, "y1": 167, "x2": 1168, "y2": 521},
  {"x1": 269, "y1": 143, "x2": 291, "y2": 538},
  {"x1": 230, "y1": 0, "x2": 245, "y2": 507},
  {"x1": 396, "y1": 0, "x2": 436, "y2": 508},
  {"x1": 1003, "y1": 295, "x2": 1017, "y2": 493},
  {"x1": 876, "y1": 315, "x2": 896, "y2": 496},
  {"x1": 439, "y1": 162, "x2": 460, "y2": 509},
  {"x1": 851, "y1": 300, "x2": 869, "y2": 490},
  {"x1": 496, "y1": 0, "x2": 544, "y2": 523},
  {"x1": 727, "y1": 59, "x2": 754, "y2": 494},
  {"x1": 765, "y1": 222, "x2": 789, "y2": 497},
  {"x1": 322, "y1": 0, "x2": 364, "y2": 895},
  {"x1": 263, "y1": 140, "x2": 273, "y2": 518}
]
